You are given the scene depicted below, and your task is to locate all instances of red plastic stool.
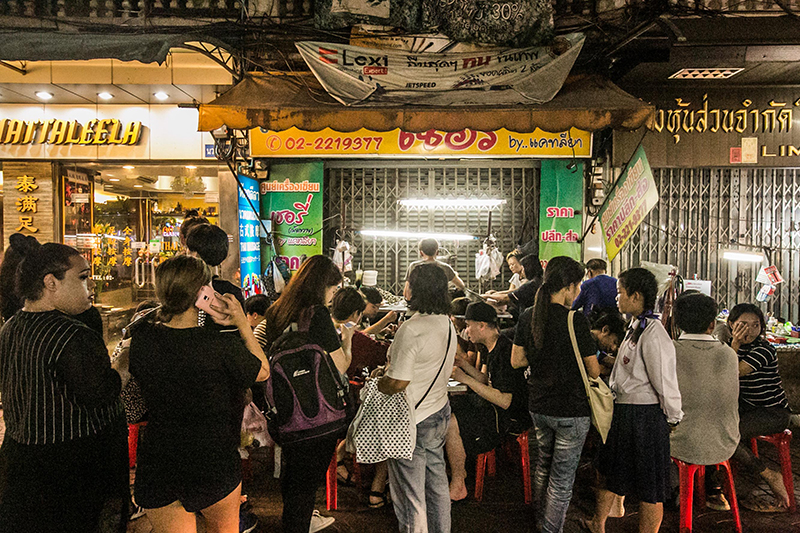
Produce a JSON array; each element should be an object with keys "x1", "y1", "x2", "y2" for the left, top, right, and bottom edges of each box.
[
  {"x1": 750, "y1": 429, "x2": 796, "y2": 512},
  {"x1": 475, "y1": 431, "x2": 532, "y2": 504},
  {"x1": 127, "y1": 421, "x2": 147, "y2": 469},
  {"x1": 325, "y1": 444, "x2": 362, "y2": 511},
  {"x1": 672, "y1": 458, "x2": 742, "y2": 533}
]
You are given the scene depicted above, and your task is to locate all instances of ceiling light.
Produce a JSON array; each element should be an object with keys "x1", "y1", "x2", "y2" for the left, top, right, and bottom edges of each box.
[
  {"x1": 360, "y1": 229, "x2": 478, "y2": 241},
  {"x1": 97, "y1": 92, "x2": 114, "y2": 100},
  {"x1": 668, "y1": 68, "x2": 744, "y2": 80},
  {"x1": 721, "y1": 249, "x2": 765, "y2": 263},
  {"x1": 108, "y1": 178, "x2": 120, "y2": 182},
  {"x1": 123, "y1": 165, "x2": 135, "y2": 170},
  {"x1": 398, "y1": 198, "x2": 506, "y2": 209},
  {"x1": 154, "y1": 91, "x2": 169, "y2": 101},
  {"x1": 36, "y1": 91, "x2": 53, "y2": 100},
  {"x1": 134, "y1": 184, "x2": 143, "y2": 188},
  {"x1": 185, "y1": 165, "x2": 197, "y2": 170}
]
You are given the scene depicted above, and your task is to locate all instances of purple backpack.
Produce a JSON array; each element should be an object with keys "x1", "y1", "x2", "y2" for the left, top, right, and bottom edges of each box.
[{"x1": 262, "y1": 313, "x2": 348, "y2": 445}]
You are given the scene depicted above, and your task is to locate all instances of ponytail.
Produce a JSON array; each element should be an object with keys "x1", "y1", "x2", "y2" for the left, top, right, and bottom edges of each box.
[
  {"x1": 529, "y1": 256, "x2": 585, "y2": 350},
  {"x1": 0, "y1": 233, "x2": 41, "y2": 320}
]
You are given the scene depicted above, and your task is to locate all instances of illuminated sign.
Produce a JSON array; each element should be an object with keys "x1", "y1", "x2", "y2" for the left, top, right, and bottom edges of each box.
[{"x1": 0, "y1": 119, "x2": 142, "y2": 146}]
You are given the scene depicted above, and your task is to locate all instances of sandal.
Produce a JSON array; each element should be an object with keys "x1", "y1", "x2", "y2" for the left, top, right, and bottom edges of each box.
[
  {"x1": 336, "y1": 461, "x2": 355, "y2": 487},
  {"x1": 368, "y1": 489, "x2": 389, "y2": 509}
]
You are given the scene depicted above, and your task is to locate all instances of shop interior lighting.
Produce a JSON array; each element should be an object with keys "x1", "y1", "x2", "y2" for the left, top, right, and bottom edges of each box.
[
  {"x1": 35, "y1": 91, "x2": 53, "y2": 101},
  {"x1": 123, "y1": 165, "x2": 135, "y2": 170},
  {"x1": 185, "y1": 165, "x2": 197, "y2": 170},
  {"x1": 108, "y1": 178, "x2": 120, "y2": 182},
  {"x1": 398, "y1": 198, "x2": 506, "y2": 209},
  {"x1": 721, "y1": 249, "x2": 765, "y2": 263},
  {"x1": 97, "y1": 92, "x2": 114, "y2": 100},
  {"x1": 361, "y1": 229, "x2": 478, "y2": 241},
  {"x1": 133, "y1": 184, "x2": 143, "y2": 188},
  {"x1": 154, "y1": 91, "x2": 169, "y2": 101}
]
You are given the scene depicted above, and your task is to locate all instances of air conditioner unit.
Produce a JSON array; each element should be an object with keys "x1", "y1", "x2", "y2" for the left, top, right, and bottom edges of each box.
[{"x1": 137, "y1": 175, "x2": 157, "y2": 184}]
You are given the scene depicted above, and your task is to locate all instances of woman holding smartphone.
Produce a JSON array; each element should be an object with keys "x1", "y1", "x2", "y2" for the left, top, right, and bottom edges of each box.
[{"x1": 129, "y1": 255, "x2": 269, "y2": 533}]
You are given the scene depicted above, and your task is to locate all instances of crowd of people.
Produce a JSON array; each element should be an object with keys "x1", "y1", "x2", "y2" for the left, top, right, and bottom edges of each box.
[{"x1": 0, "y1": 224, "x2": 795, "y2": 533}]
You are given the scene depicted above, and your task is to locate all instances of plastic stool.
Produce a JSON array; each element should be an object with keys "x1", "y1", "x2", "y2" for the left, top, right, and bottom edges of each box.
[
  {"x1": 475, "y1": 431, "x2": 532, "y2": 504},
  {"x1": 127, "y1": 421, "x2": 147, "y2": 469},
  {"x1": 672, "y1": 458, "x2": 741, "y2": 533},
  {"x1": 750, "y1": 429, "x2": 796, "y2": 512},
  {"x1": 325, "y1": 444, "x2": 362, "y2": 511}
]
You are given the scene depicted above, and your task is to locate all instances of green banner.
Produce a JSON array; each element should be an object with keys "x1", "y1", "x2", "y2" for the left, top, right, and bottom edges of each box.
[
  {"x1": 260, "y1": 162, "x2": 324, "y2": 271},
  {"x1": 539, "y1": 160, "x2": 583, "y2": 263}
]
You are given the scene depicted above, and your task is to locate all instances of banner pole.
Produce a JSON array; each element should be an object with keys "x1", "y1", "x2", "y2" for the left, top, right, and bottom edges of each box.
[{"x1": 579, "y1": 128, "x2": 649, "y2": 243}]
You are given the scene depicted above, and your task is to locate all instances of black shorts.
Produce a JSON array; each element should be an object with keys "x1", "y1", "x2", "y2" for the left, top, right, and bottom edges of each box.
[{"x1": 450, "y1": 392, "x2": 501, "y2": 457}]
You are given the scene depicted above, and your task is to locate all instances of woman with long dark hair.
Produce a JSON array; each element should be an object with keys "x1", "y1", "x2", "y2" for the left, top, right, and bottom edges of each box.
[
  {"x1": 254, "y1": 255, "x2": 348, "y2": 533},
  {"x1": 511, "y1": 256, "x2": 600, "y2": 533},
  {"x1": 583, "y1": 268, "x2": 683, "y2": 533},
  {"x1": 0, "y1": 233, "x2": 40, "y2": 322},
  {"x1": 0, "y1": 243, "x2": 129, "y2": 533},
  {"x1": 377, "y1": 263, "x2": 456, "y2": 533}
]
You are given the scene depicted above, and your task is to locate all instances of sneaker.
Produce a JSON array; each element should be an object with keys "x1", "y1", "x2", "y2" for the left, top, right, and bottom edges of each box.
[
  {"x1": 239, "y1": 507, "x2": 258, "y2": 533},
  {"x1": 309, "y1": 510, "x2": 335, "y2": 532},
  {"x1": 706, "y1": 493, "x2": 731, "y2": 511}
]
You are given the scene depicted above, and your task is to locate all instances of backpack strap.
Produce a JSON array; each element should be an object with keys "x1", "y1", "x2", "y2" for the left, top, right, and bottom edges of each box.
[{"x1": 415, "y1": 324, "x2": 454, "y2": 410}]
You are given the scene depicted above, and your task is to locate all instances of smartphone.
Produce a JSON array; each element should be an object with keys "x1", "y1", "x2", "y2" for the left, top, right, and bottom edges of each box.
[{"x1": 195, "y1": 285, "x2": 227, "y2": 321}]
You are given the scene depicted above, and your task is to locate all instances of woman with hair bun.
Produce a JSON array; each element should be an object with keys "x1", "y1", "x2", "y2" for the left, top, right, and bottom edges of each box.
[
  {"x1": 0, "y1": 242, "x2": 129, "y2": 533},
  {"x1": 511, "y1": 256, "x2": 600, "y2": 533},
  {"x1": 0, "y1": 232, "x2": 40, "y2": 322},
  {"x1": 128, "y1": 255, "x2": 269, "y2": 533},
  {"x1": 583, "y1": 268, "x2": 683, "y2": 533}
]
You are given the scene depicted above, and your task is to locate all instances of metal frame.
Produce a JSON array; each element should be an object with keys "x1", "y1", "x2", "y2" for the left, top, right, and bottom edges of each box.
[
  {"x1": 324, "y1": 160, "x2": 538, "y2": 294},
  {"x1": 619, "y1": 167, "x2": 800, "y2": 322}
]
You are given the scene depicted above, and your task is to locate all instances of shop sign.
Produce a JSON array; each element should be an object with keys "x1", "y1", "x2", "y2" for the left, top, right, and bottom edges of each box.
[
  {"x1": 600, "y1": 145, "x2": 659, "y2": 261},
  {"x1": 250, "y1": 126, "x2": 591, "y2": 158},
  {"x1": 614, "y1": 89, "x2": 800, "y2": 167},
  {"x1": 539, "y1": 160, "x2": 582, "y2": 263},
  {"x1": 296, "y1": 34, "x2": 583, "y2": 105},
  {"x1": 260, "y1": 162, "x2": 324, "y2": 272},
  {"x1": 0, "y1": 118, "x2": 142, "y2": 146},
  {"x1": 13, "y1": 174, "x2": 40, "y2": 234},
  {"x1": 238, "y1": 175, "x2": 262, "y2": 291}
]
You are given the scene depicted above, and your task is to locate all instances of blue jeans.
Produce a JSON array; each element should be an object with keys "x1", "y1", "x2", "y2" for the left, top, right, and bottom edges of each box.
[
  {"x1": 531, "y1": 413, "x2": 591, "y2": 533},
  {"x1": 388, "y1": 403, "x2": 451, "y2": 533}
]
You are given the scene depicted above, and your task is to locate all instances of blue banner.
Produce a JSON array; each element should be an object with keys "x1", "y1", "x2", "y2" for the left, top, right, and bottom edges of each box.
[{"x1": 238, "y1": 175, "x2": 261, "y2": 292}]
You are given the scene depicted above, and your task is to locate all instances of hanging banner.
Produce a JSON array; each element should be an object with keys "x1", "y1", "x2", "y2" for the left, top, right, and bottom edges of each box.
[
  {"x1": 600, "y1": 145, "x2": 659, "y2": 261},
  {"x1": 250, "y1": 127, "x2": 591, "y2": 158},
  {"x1": 295, "y1": 33, "x2": 584, "y2": 106},
  {"x1": 260, "y1": 162, "x2": 324, "y2": 272},
  {"x1": 238, "y1": 175, "x2": 262, "y2": 291},
  {"x1": 539, "y1": 160, "x2": 583, "y2": 263}
]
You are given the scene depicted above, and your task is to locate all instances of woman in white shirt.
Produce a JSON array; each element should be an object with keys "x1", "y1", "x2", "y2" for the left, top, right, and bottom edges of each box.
[
  {"x1": 378, "y1": 263, "x2": 456, "y2": 533},
  {"x1": 582, "y1": 268, "x2": 682, "y2": 533}
]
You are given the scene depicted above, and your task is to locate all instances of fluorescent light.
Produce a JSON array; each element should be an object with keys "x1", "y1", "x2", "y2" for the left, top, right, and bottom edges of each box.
[
  {"x1": 36, "y1": 91, "x2": 53, "y2": 100},
  {"x1": 399, "y1": 198, "x2": 506, "y2": 209},
  {"x1": 97, "y1": 92, "x2": 114, "y2": 100},
  {"x1": 134, "y1": 184, "x2": 143, "y2": 188},
  {"x1": 360, "y1": 230, "x2": 478, "y2": 241},
  {"x1": 123, "y1": 165, "x2": 135, "y2": 170},
  {"x1": 587, "y1": 247, "x2": 602, "y2": 252},
  {"x1": 721, "y1": 249, "x2": 765, "y2": 263},
  {"x1": 108, "y1": 178, "x2": 120, "y2": 182},
  {"x1": 185, "y1": 165, "x2": 197, "y2": 170},
  {"x1": 153, "y1": 91, "x2": 169, "y2": 101}
]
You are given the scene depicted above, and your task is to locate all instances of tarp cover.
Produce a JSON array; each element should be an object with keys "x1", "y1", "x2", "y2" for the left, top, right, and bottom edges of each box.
[
  {"x1": 0, "y1": 32, "x2": 201, "y2": 63},
  {"x1": 198, "y1": 71, "x2": 655, "y2": 134}
]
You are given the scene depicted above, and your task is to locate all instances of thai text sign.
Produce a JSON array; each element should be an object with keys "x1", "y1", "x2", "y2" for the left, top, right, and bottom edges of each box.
[
  {"x1": 539, "y1": 160, "x2": 582, "y2": 262},
  {"x1": 0, "y1": 118, "x2": 142, "y2": 145},
  {"x1": 250, "y1": 127, "x2": 591, "y2": 158},
  {"x1": 260, "y1": 162, "x2": 323, "y2": 272},
  {"x1": 296, "y1": 34, "x2": 583, "y2": 105},
  {"x1": 238, "y1": 175, "x2": 262, "y2": 291},
  {"x1": 600, "y1": 145, "x2": 659, "y2": 261},
  {"x1": 613, "y1": 89, "x2": 800, "y2": 167}
]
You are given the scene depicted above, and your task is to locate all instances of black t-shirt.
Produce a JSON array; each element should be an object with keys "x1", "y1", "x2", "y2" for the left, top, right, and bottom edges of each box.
[
  {"x1": 509, "y1": 278, "x2": 541, "y2": 313},
  {"x1": 129, "y1": 322, "x2": 261, "y2": 479},
  {"x1": 514, "y1": 305, "x2": 596, "y2": 417},
  {"x1": 485, "y1": 335, "x2": 530, "y2": 433},
  {"x1": 306, "y1": 305, "x2": 342, "y2": 355}
]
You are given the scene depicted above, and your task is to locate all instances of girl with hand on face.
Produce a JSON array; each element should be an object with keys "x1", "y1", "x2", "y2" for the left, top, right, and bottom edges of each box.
[
  {"x1": 719, "y1": 303, "x2": 792, "y2": 511},
  {"x1": 128, "y1": 255, "x2": 269, "y2": 533},
  {"x1": 0, "y1": 243, "x2": 129, "y2": 533},
  {"x1": 583, "y1": 268, "x2": 683, "y2": 533}
]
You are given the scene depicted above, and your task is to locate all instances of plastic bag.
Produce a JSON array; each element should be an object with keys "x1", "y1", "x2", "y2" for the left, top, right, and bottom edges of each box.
[{"x1": 273, "y1": 263, "x2": 285, "y2": 293}]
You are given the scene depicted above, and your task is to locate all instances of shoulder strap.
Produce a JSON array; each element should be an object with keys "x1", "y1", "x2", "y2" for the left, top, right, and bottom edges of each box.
[
  {"x1": 567, "y1": 310, "x2": 593, "y2": 397},
  {"x1": 415, "y1": 323, "x2": 454, "y2": 410}
]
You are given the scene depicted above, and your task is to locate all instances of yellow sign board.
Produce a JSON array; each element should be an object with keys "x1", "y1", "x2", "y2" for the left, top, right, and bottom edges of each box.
[
  {"x1": 0, "y1": 118, "x2": 142, "y2": 146},
  {"x1": 600, "y1": 145, "x2": 659, "y2": 261},
  {"x1": 250, "y1": 127, "x2": 591, "y2": 158}
]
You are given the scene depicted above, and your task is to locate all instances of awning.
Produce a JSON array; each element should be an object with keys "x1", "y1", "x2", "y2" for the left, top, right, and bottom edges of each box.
[{"x1": 198, "y1": 72, "x2": 655, "y2": 134}]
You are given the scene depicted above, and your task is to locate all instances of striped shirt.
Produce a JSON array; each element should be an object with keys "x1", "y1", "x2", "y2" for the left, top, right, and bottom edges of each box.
[
  {"x1": 738, "y1": 337, "x2": 789, "y2": 409},
  {"x1": 0, "y1": 310, "x2": 122, "y2": 444}
]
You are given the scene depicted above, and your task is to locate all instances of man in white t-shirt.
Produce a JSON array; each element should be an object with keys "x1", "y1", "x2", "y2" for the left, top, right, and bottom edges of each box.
[{"x1": 378, "y1": 263, "x2": 456, "y2": 533}]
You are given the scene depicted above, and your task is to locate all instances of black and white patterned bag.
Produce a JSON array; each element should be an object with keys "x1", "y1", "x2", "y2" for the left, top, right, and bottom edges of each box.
[{"x1": 347, "y1": 378, "x2": 416, "y2": 463}]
